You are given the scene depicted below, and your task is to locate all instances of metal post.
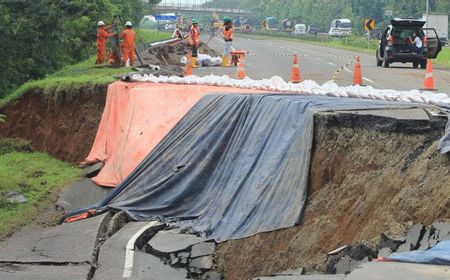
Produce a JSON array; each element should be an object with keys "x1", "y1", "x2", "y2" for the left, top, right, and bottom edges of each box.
[{"x1": 425, "y1": 0, "x2": 429, "y2": 27}]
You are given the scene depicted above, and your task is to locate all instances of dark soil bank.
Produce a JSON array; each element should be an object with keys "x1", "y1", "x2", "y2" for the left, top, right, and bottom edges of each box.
[
  {"x1": 215, "y1": 112, "x2": 450, "y2": 280},
  {"x1": 0, "y1": 85, "x2": 107, "y2": 163}
]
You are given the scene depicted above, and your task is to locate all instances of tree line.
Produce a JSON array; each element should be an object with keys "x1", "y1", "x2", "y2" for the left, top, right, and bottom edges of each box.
[
  {"x1": 0, "y1": 0, "x2": 159, "y2": 99},
  {"x1": 219, "y1": 0, "x2": 449, "y2": 33}
]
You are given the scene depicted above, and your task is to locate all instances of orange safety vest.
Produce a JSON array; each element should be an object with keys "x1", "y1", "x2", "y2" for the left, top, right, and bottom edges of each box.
[
  {"x1": 189, "y1": 25, "x2": 200, "y2": 46},
  {"x1": 97, "y1": 28, "x2": 111, "y2": 46},
  {"x1": 223, "y1": 25, "x2": 233, "y2": 41},
  {"x1": 121, "y1": 29, "x2": 135, "y2": 49}
]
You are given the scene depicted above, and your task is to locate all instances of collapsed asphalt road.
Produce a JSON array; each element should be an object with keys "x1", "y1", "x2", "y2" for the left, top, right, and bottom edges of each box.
[{"x1": 197, "y1": 35, "x2": 450, "y2": 95}]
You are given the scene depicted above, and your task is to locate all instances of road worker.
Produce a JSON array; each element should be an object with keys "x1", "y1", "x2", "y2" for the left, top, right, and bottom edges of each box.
[
  {"x1": 121, "y1": 21, "x2": 136, "y2": 67},
  {"x1": 172, "y1": 24, "x2": 184, "y2": 40},
  {"x1": 189, "y1": 18, "x2": 200, "y2": 68},
  {"x1": 222, "y1": 16, "x2": 233, "y2": 67},
  {"x1": 96, "y1": 21, "x2": 114, "y2": 64}
]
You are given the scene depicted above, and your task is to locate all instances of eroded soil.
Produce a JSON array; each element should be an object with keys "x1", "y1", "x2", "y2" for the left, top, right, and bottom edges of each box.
[
  {"x1": 0, "y1": 85, "x2": 107, "y2": 163},
  {"x1": 215, "y1": 112, "x2": 450, "y2": 280}
]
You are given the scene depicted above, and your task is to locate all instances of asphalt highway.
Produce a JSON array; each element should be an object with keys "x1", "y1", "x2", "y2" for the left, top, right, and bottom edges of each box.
[{"x1": 197, "y1": 35, "x2": 450, "y2": 95}]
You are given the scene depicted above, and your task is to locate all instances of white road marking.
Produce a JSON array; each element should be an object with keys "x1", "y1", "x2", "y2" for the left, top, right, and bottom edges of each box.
[
  {"x1": 328, "y1": 62, "x2": 336, "y2": 66},
  {"x1": 344, "y1": 68, "x2": 352, "y2": 73},
  {"x1": 363, "y1": 77, "x2": 375, "y2": 84},
  {"x1": 123, "y1": 221, "x2": 161, "y2": 279}
]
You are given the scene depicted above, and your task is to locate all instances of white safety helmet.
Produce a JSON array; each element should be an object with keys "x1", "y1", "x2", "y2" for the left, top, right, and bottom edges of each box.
[
  {"x1": 125, "y1": 21, "x2": 133, "y2": 27},
  {"x1": 97, "y1": 20, "x2": 105, "y2": 27}
]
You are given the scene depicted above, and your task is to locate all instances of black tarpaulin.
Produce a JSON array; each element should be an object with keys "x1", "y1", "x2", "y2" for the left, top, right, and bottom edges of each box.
[
  {"x1": 438, "y1": 114, "x2": 450, "y2": 154},
  {"x1": 95, "y1": 94, "x2": 416, "y2": 242}
]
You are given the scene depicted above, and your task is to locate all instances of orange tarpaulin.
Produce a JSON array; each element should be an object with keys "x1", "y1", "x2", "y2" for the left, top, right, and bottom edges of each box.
[{"x1": 85, "y1": 81, "x2": 264, "y2": 187}]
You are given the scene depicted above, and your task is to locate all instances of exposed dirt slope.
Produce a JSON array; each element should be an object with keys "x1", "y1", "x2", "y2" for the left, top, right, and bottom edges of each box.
[
  {"x1": 0, "y1": 85, "x2": 107, "y2": 163},
  {"x1": 215, "y1": 112, "x2": 450, "y2": 280}
]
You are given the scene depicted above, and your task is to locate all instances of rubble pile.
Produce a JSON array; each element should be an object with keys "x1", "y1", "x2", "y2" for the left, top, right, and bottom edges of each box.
[
  {"x1": 308, "y1": 222, "x2": 450, "y2": 275},
  {"x1": 145, "y1": 230, "x2": 221, "y2": 280},
  {"x1": 139, "y1": 40, "x2": 219, "y2": 67}
]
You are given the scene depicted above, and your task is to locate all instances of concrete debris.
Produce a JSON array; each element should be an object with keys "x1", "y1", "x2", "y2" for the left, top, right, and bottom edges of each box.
[
  {"x1": 148, "y1": 230, "x2": 208, "y2": 255},
  {"x1": 83, "y1": 161, "x2": 104, "y2": 178},
  {"x1": 323, "y1": 243, "x2": 376, "y2": 274},
  {"x1": 377, "y1": 222, "x2": 450, "y2": 260},
  {"x1": 201, "y1": 271, "x2": 222, "y2": 280},
  {"x1": 190, "y1": 255, "x2": 214, "y2": 270},
  {"x1": 56, "y1": 179, "x2": 113, "y2": 213},
  {"x1": 379, "y1": 233, "x2": 405, "y2": 251},
  {"x1": 191, "y1": 242, "x2": 216, "y2": 258},
  {"x1": 145, "y1": 229, "x2": 220, "y2": 279},
  {"x1": 5, "y1": 191, "x2": 27, "y2": 203}
]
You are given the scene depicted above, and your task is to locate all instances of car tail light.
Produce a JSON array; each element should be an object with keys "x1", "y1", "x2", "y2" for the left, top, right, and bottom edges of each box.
[
  {"x1": 387, "y1": 35, "x2": 393, "y2": 46},
  {"x1": 423, "y1": 36, "x2": 427, "y2": 47}
]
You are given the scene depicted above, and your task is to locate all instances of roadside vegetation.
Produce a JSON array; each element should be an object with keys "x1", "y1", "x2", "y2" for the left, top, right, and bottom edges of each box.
[
  {"x1": 0, "y1": 0, "x2": 160, "y2": 100},
  {"x1": 0, "y1": 139, "x2": 80, "y2": 239},
  {"x1": 0, "y1": 29, "x2": 170, "y2": 108}
]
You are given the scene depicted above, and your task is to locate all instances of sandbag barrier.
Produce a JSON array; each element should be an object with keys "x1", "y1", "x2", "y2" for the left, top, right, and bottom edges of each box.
[{"x1": 127, "y1": 74, "x2": 450, "y2": 109}]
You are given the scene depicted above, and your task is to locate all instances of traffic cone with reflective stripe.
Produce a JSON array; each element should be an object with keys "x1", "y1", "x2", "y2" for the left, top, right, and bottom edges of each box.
[
  {"x1": 291, "y1": 53, "x2": 301, "y2": 83},
  {"x1": 421, "y1": 59, "x2": 437, "y2": 91},
  {"x1": 236, "y1": 55, "x2": 246, "y2": 79},
  {"x1": 353, "y1": 56, "x2": 363, "y2": 86},
  {"x1": 184, "y1": 53, "x2": 193, "y2": 76}
]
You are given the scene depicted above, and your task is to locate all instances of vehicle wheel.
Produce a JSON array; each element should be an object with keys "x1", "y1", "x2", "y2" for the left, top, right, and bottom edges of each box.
[
  {"x1": 413, "y1": 62, "x2": 419, "y2": 68},
  {"x1": 420, "y1": 61, "x2": 427, "y2": 69},
  {"x1": 377, "y1": 58, "x2": 382, "y2": 67},
  {"x1": 383, "y1": 59, "x2": 389, "y2": 68}
]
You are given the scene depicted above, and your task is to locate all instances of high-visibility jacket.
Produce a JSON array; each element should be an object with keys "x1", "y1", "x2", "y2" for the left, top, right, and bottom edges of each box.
[
  {"x1": 97, "y1": 27, "x2": 113, "y2": 46},
  {"x1": 121, "y1": 29, "x2": 135, "y2": 49},
  {"x1": 223, "y1": 25, "x2": 233, "y2": 42},
  {"x1": 189, "y1": 25, "x2": 200, "y2": 46}
]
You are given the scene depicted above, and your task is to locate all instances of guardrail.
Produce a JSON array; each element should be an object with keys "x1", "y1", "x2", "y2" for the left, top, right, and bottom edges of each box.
[
  {"x1": 155, "y1": 5, "x2": 250, "y2": 15},
  {"x1": 240, "y1": 30, "x2": 379, "y2": 49}
]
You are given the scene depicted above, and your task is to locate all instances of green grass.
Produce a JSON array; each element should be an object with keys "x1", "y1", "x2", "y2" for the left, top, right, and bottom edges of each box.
[
  {"x1": 135, "y1": 29, "x2": 171, "y2": 43},
  {"x1": 0, "y1": 146, "x2": 80, "y2": 239},
  {"x1": 0, "y1": 57, "x2": 129, "y2": 108},
  {"x1": 436, "y1": 47, "x2": 450, "y2": 67},
  {"x1": 0, "y1": 29, "x2": 171, "y2": 108}
]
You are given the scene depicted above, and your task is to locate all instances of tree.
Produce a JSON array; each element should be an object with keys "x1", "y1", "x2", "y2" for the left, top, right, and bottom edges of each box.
[{"x1": 0, "y1": 0, "x2": 160, "y2": 99}]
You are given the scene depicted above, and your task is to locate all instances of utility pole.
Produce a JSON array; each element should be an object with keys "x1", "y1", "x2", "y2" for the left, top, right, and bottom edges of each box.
[{"x1": 425, "y1": 0, "x2": 429, "y2": 27}]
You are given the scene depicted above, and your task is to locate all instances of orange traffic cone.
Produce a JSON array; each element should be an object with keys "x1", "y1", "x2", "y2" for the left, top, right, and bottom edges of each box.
[
  {"x1": 291, "y1": 53, "x2": 301, "y2": 83},
  {"x1": 184, "y1": 53, "x2": 193, "y2": 76},
  {"x1": 236, "y1": 55, "x2": 246, "y2": 79},
  {"x1": 353, "y1": 56, "x2": 363, "y2": 86},
  {"x1": 421, "y1": 59, "x2": 437, "y2": 91}
]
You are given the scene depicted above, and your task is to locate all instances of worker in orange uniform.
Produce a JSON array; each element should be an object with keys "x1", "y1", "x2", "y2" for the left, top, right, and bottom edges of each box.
[
  {"x1": 189, "y1": 18, "x2": 200, "y2": 68},
  {"x1": 222, "y1": 16, "x2": 233, "y2": 67},
  {"x1": 121, "y1": 21, "x2": 135, "y2": 67},
  {"x1": 96, "y1": 21, "x2": 114, "y2": 64}
]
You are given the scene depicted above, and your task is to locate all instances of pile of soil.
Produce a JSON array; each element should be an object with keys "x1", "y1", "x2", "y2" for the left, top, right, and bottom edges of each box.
[
  {"x1": 139, "y1": 40, "x2": 220, "y2": 68},
  {"x1": 215, "y1": 112, "x2": 450, "y2": 280}
]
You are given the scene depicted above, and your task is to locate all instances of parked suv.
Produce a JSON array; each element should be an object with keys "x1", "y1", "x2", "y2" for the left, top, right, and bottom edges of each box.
[{"x1": 376, "y1": 18, "x2": 442, "y2": 68}]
